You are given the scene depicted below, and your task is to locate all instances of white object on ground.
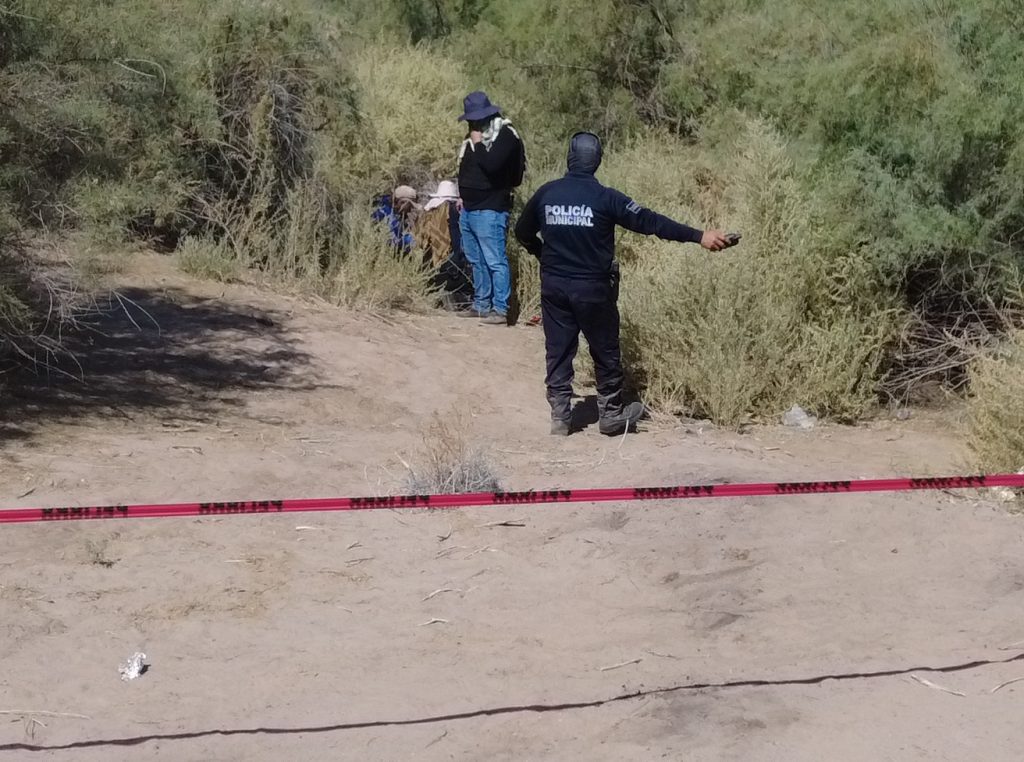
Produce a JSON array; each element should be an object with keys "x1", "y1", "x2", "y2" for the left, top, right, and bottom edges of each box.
[
  {"x1": 782, "y1": 405, "x2": 817, "y2": 430},
  {"x1": 119, "y1": 652, "x2": 147, "y2": 681}
]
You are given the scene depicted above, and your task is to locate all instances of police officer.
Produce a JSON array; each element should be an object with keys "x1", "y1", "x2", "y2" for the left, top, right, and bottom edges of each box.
[{"x1": 514, "y1": 132, "x2": 736, "y2": 436}]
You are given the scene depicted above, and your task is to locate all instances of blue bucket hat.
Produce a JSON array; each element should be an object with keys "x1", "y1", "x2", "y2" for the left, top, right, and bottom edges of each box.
[{"x1": 458, "y1": 91, "x2": 502, "y2": 122}]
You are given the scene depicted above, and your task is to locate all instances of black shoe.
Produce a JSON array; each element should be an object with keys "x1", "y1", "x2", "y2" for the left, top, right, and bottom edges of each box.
[{"x1": 599, "y1": 401, "x2": 646, "y2": 436}]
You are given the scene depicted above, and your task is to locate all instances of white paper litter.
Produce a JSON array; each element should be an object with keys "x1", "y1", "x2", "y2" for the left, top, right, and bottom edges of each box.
[
  {"x1": 119, "y1": 652, "x2": 147, "y2": 681},
  {"x1": 782, "y1": 405, "x2": 817, "y2": 430}
]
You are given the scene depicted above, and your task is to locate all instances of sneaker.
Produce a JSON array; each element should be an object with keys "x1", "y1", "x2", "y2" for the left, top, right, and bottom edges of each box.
[
  {"x1": 598, "y1": 401, "x2": 646, "y2": 436},
  {"x1": 481, "y1": 311, "x2": 508, "y2": 325},
  {"x1": 458, "y1": 309, "x2": 491, "y2": 318},
  {"x1": 550, "y1": 419, "x2": 570, "y2": 436}
]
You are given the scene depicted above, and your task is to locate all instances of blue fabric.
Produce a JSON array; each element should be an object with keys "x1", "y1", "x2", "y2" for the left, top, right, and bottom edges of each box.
[
  {"x1": 371, "y1": 195, "x2": 414, "y2": 253},
  {"x1": 459, "y1": 209, "x2": 510, "y2": 315},
  {"x1": 458, "y1": 90, "x2": 501, "y2": 122}
]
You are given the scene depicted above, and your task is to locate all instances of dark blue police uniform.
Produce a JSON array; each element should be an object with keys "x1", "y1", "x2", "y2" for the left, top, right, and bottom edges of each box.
[{"x1": 514, "y1": 132, "x2": 705, "y2": 435}]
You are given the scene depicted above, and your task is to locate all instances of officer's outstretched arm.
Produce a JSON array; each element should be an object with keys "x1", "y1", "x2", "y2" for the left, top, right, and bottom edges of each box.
[{"x1": 611, "y1": 190, "x2": 703, "y2": 244}]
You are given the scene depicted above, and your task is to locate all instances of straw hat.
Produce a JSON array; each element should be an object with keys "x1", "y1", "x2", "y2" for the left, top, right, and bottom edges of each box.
[
  {"x1": 392, "y1": 185, "x2": 421, "y2": 211},
  {"x1": 424, "y1": 180, "x2": 459, "y2": 211}
]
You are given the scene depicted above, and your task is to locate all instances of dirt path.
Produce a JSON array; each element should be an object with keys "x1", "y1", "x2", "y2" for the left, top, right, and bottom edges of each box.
[{"x1": 2, "y1": 254, "x2": 1023, "y2": 760}]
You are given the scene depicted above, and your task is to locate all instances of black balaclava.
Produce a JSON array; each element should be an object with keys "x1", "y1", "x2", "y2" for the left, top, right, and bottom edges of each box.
[{"x1": 567, "y1": 131, "x2": 603, "y2": 174}]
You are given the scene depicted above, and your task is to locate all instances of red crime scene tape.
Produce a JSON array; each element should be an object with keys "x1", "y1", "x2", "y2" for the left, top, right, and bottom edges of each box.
[{"x1": 1, "y1": 473, "x2": 1022, "y2": 525}]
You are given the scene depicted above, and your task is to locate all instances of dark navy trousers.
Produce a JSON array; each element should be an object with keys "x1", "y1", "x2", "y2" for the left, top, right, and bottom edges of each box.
[{"x1": 540, "y1": 272, "x2": 623, "y2": 408}]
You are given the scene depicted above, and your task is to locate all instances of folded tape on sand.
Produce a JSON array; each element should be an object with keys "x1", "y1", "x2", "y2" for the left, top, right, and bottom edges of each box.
[{"x1": 2, "y1": 473, "x2": 1023, "y2": 525}]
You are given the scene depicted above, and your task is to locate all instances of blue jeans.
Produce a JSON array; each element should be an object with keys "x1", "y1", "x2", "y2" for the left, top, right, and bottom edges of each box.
[{"x1": 459, "y1": 210, "x2": 511, "y2": 315}]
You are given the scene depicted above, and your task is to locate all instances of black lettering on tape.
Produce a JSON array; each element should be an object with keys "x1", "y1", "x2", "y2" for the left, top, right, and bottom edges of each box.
[
  {"x1": 491, "y1": 490, "x2": 570, "y2": 505},
  {"x1": 774, "y1": 481, "x2": 852, "y2": 495},
  {"x1": 349, "y1": 495, "x2": 431, "y2": 509},
  {"x1": 633, "y1": 485, "x2": 715, "y2": 500},
  {"x1": 198, "y1": 500, "x2": 286, "y2": 516},
  {"x1": 41, "y1": 505, "x2": 129, "y2": 521},
  {"x1": 909, "y1": 476, "x2": 986, "y2": 490},
  {"x1": 493, "y1": 490, "x2": 536, "y2": 505}
]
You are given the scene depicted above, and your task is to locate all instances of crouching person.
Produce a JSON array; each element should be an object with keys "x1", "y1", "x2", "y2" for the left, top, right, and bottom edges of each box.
[
  {"x1": 371, "y1": 185, "x2": 421, "y2": 254},
  {"x1": 416, "y1": 180, "x2": 474, "y2": 311}
]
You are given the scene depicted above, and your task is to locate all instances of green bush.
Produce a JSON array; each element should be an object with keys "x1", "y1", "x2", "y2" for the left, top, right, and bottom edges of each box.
[
  {"x1": 339, "y1": 44, "x2": 468, "y2": 193},
  {"x1": 326, "y1": 204, "x2": 434, "y2": 312},
  {"x1": 607, "y1": 121, "x2": 891, "y2": 424},
  {"x1": 4, "y1": 0, "x2": 1024, "y2": 427},
  {"x1": 966, "y1": 330, "x2": 1024, "y2": 474}
]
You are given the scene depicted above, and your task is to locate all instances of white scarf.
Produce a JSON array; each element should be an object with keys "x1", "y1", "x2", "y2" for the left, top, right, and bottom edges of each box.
[{"x1": 458, "y1": 117, "x2": 520, "y2": 161}]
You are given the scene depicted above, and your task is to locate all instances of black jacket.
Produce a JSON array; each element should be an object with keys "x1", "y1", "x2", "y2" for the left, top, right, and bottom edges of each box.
[
  {"x1": 514, "y1": 171, "x2": 704, "y2": 279},
  {"x1": 458, "y1": 127, "x2": 521, "y2": 212}
]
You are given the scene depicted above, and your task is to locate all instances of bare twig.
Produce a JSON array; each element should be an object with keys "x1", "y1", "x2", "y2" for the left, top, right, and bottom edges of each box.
[
  {"x1": 991, "y1": 677, "x2": 1024, "y2": 694},
  {"x1": 417, "y1": 618, "x2": 449, "y2": 627},
  {"x1": 0, "y1": 8, "x2": 40, "y2": 21},
  {"x1": 422, "y1": 587, "x2": 461, "y2": 601},
  {"x1": 476, "y1": 519, "x2": 526, "y2": 528},
  {"x1": 425, "y1": 729, "x2": 449, "y2": 748},
  {"x1": 599, "y1": 658, "x2": 643, "y2": 672},
  {"x1": 113, "y1": 291, "x2": 161, "y2": 334},
  {"x1": 645, "y1": 650, "x2": 681, "y2": 660},
  {"x1": 112, "y1": 58, "x2": 168, "y2": 95},
  {"x1": 0, "y1": 710, "x2": 90, "y2": 719},
  {"x1": 908, "y1": 675, "x2": 965, "y2": 697},
  {"x1": 509, "y1": 58, "x2": 603, "y2": 76},
  {"x1": 435, "y1": 546, "x2": 467, "y2": 559},
  {"x1": 463, "y1": 546, "x2": 499, "y2": 559}
]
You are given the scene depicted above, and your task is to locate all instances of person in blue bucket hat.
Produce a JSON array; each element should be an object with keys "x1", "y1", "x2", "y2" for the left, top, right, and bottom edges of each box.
[{"x1": 456, "y1": 91, "x2": 527, "y2": 325}]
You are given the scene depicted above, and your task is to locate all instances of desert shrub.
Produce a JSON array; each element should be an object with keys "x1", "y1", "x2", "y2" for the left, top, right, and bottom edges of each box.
[
  {"x1": 177, "y1": 235, "x2": 243, "y2": 283},
  {"x1": 403, "y1": 413, "x2": 502, "y2": 494},
  {"x1": 508, "y1": 119, "x2": 894, "y2": 423},
  {"x1": 611, "y1": 120, "x2": 891, "y2": 424},
  {"x1": 0, "y1": 252, "x2": 34, "y2": 363},
  {"x1": 179, "y1": 197, "x2": 434, "y2": 312},
  {"x1": 507, "y1": 159, "x2": 560, "y2": 319},
  {"x1": 327, "y1": 204, "x2": 435, "y2": 311},
  {"x1": 0, "y1": 241, "x2": 100, "y2": 383},
  {"x1": 966, "y1": 330, "x2": 1024, "y2": 474},
  {"x1": 337, "y1": 44, "x2": 468, "y2": 193}
]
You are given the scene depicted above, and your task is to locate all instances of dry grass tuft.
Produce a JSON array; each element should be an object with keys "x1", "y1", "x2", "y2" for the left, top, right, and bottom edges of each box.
[
  {"x1": 966, "y1": 329, "x2": 1024, "y2": 476},
  {"x1": 403, "y1": 412, "x2": 502, "y2": 495}
]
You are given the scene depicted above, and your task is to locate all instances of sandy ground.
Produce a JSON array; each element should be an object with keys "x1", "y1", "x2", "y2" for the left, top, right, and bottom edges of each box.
[{"x1": 2, "y1": 254, "x2": 1023, "y2": 761}]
